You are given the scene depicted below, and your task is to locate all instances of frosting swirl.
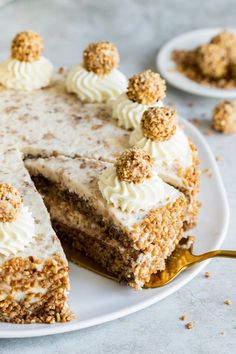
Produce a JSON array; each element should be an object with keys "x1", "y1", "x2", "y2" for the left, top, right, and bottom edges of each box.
[
  {"x1": 112, "y1": 93, "x2": 163, "y2": 130},
  {"x1": 129, "y1": 127, "x2": 192, "y2": 168},
  {"x1": 98, "y1": 165, "x2": 164, "y2": 212},
  {"x1": 0, "y1": 56, "x2": 53, "y2": 91},
  {"x1": 0, "y1": 206, "x2": 35, "y2": 257},
  {"x1": 66, "y1": 64, "x2": 127, "y2": 103}
]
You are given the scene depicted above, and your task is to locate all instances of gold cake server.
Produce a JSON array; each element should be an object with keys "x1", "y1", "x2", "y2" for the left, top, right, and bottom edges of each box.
[{"x1": 144, "y1": 237, "x2": 236, "y2": 288}]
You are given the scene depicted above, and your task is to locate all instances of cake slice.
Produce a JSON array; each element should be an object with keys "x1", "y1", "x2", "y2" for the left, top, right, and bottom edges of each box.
[
  {"x1": 25, "y1": 152, "x2": 187, "y2": 289},
  {"x1": 0, "y1": 148, "x2": 71, "y2": 323}
]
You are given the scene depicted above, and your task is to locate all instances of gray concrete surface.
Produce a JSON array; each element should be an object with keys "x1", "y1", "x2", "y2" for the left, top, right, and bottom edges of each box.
[{"x1": 0, "y1": 0, "x2": 236, "y2": 353}]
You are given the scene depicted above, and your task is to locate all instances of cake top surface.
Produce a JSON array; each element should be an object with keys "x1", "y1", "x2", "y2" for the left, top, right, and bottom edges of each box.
[
  {"x1": 0, "y1": 74, "x2": 129, "y2": 162},
  {"x1": 0, "y1": 148, "x2": 66, "y2": 265},
  {"x1": 0, "y1": 74, "x2": 193, "y2": 189},
  {"x1": 25, "y1": 155, "x2": 182, "y2": 232}
]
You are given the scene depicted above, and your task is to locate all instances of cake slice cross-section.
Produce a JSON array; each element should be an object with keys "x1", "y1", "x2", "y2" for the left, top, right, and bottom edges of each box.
[
  {"x1": 0, "y1": 148, "x2": 71, "y2": 324},
  {"x1": 25, "y1": 152, "x2": 187, "y2": 289}
]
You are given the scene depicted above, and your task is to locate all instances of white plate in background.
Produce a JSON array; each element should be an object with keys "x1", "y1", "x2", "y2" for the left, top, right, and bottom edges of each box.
[
  {"x1": 157, "y1": 28, "x2": 236, "y2": 98},
  {"x1": 0, "y1": 118, "x2": 229, "y2": 338}
]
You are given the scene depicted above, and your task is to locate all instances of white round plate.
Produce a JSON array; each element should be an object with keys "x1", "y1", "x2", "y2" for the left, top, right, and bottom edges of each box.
[
  {"x1": 0, "y1": 119, "x2": 229, "y2": 338},
  {"x1": 157, "y1": 28, "x2": 236, "y2": 98}
]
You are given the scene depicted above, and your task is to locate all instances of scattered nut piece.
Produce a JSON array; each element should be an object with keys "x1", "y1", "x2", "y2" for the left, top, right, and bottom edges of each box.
[
  {"x1": 58, "y1": 67, "x2": 65, "y2": 75},
  {"x1": 180, "y1": 315, "x2": 187, "y2": 321},
  {"x1": 202, "y1": 168, "x2": 213, "y2": 178},
  {"x1": 224, "y1": 299, "x2": 232, "y2": 305},
  {"x1": 185, "y1": 322, "x2": 193, "y2": 329},
  {"x1": 204, "y1": 271, "x2": 211, "y2": 278}
]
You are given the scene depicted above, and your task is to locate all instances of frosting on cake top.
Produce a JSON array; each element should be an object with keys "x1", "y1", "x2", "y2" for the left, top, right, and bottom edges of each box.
[
  {"x1": 129, "y1": 107, "x2": 192, "y2": 173},
  {"x1": 112, "y1": 70, "x2": 166, "y2": 130},
  {"x1": 66, "y1": 41, "x2": 127, "y2": 103},
  {"x1": 99, "y1": 149, "x2": 166, "y2": 212},
  {"x1": 0, "y1": 31, "x2": 53, "y2": 91}
]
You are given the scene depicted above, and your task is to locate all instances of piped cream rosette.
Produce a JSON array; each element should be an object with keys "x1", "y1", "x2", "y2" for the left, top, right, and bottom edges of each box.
[
  {"x1": 98, "y1": 149, "x2": 166, "y2": 213},
  {"x1": 66, "y1": 41, "x2": 127, "y2": 103},
  {"x1": 0, "y1": 183, "x2": 35, "y2": 256},
  {"x1": 129, "y1": 106, "x2": 193, "y2": 171},
  {"x1": 112, "y1": 70, "x2": 166, "y2": 130},
  {"x1": 0, "y1": 31, "x2": 53, "y2": 91}
]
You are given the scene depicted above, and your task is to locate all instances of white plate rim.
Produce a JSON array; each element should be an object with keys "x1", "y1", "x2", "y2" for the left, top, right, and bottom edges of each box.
[
  {"x1": 0, "y1": 118, "x2": 230, "y2": 338},
  {"x1": 156, "y1": 27, "x2": 236, "y2": 98}
]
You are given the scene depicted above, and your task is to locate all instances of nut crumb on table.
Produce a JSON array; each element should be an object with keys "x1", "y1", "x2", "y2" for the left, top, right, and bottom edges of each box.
[
  {"x1": 224, "y1": 299, "x2": 232, "y2": 305},
  {"x1": 204, "y1": 271, "x2": 211, "y2": 278},
  {"x1": 202, "y1": 168, "x2": 213, "y2": 178},
  {"x1": 185, "y1": 322, "x2": 193, "y2": 329}
]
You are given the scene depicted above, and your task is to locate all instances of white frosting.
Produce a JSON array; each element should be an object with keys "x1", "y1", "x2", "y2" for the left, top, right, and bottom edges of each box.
[
  {"x1": 129, "y1": 127, "x2": 192, "y2": 170},
  {"x1": 0, "y1": 206, "x2": 35, "y2": 257},
  {"x1": 0, "y1": 56, "x2": 53, "y2": 91},
  {"x1": 112, "y1": 93, "x2": 163, "y2": 130},
  {"x1": 66, "y1": 64, "x2": 127, "y2": 103},
  {"x1": 98, "y1": 165, "x2": 165, "y2": 212}
]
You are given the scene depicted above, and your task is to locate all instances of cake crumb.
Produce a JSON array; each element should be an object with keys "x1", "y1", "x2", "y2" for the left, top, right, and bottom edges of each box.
[
  {"x1": 189, "y1": 118, "x2": 201, "y2": 128},
  {"x1": 185, "y1": 322, "x2": 193, "y2": 329},
  {"x1": 224, "y1": 299, "x2": 232, "y2": 305},
  {"x1": 180, "y1": 314, "x2": 187, "y2": 321},
  {"x1": 167, "y1": 101, "x2": 176, "y2": 107},
  {"x1": 58, "y1": 67, "x2": 65, "y2": 75},
  {"x1": 187, "y1": 102, "x2": 195, "y2": 107},
  {"x1": 202, "y1": 168, "x2": 212, "y2": 178},
  {"x1": 204, "y1": 271, "x2": 211, "y2": 278}
]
